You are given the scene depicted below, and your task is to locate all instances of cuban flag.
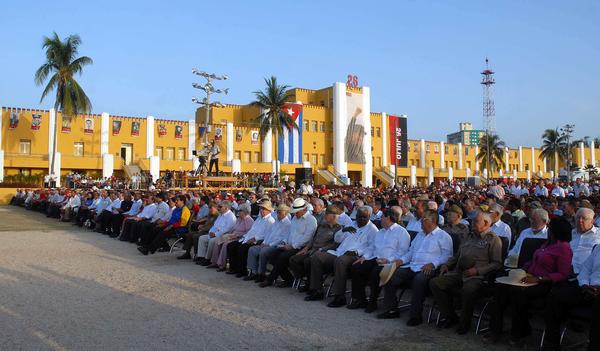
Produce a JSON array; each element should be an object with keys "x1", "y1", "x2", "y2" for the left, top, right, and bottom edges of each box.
[{"x1": 278, "y1": 103, "x2": 303, "y2": 164}]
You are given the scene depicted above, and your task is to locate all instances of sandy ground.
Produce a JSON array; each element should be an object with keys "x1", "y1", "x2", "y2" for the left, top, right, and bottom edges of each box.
[{"x1": 0, "y1": 206, "x2": 579, "y2": 351}]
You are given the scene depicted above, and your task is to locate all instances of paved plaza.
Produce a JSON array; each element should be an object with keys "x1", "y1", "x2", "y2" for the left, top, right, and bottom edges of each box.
[{"x1": 0, "y1": 206, "x2": 553, "y2": 351}]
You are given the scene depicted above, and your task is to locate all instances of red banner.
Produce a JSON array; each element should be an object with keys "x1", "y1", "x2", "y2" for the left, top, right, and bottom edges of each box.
[{"x1": 388, "y1": 115, "x2": 408, "y2": 168}]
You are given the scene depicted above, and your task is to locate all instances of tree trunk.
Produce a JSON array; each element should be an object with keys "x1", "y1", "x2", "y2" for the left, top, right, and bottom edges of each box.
[
  {"x1": 554, "y1": 150, "x2": 559, "y2": 178},
  {"x1": 273, "y1": 129, "x2": 279, "y2": 185}
]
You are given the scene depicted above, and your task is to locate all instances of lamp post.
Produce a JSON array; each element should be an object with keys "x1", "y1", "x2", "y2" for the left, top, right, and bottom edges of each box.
[
  {"x1": 191, "y1": 69, "x2": 229, "y2": 146},
  {"x1": 560, "y1": 124, "x2": 575, "y2": 183}
]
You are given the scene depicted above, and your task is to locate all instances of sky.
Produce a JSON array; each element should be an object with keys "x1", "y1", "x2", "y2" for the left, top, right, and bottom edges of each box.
[{"x1": 1, "y1": 0, "x2": 599, "y2": 147}]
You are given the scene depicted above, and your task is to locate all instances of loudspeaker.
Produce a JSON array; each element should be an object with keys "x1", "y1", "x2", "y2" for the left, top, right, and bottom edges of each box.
[
  {"x1": 466, "y1": 176, "x2": 481, "y2": 187},
  {"x1": 295, "y1": 167, "x2": 313, "y2": 184}
]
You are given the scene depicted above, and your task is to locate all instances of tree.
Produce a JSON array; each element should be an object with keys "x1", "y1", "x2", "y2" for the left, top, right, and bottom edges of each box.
[
  {"x1": 540, "y1": 128, "x2": 567, "y2": 175},
  {"x1": 477, "y1": 133, "x2": 505, "y2": 178},
  {"x1": 35, "y1": 32, "x2": 92, "y2": 180},
  {"x1": 251, "y1": 76, "x2": 298, "y2": 176},
  {"x1": 593, "y1": 137, "x2": 600, "y2": 148},
  {"x1": 583, "y1": 164, "x2": 597, "y2": 180}
]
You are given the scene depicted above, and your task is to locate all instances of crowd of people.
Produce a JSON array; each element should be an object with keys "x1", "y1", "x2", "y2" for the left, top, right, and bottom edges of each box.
[{"x1": 9, "y1": 176, "x2": 600, "y2": 351}]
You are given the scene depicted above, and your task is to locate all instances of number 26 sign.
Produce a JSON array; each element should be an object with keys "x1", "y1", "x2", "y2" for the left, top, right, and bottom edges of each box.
[{"x1": 346, "y1": 74, "x2": 359, "y2": 89}]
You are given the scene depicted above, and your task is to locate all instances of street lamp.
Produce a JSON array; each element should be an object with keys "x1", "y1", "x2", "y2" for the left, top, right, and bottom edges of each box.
[
  {"x1": 560, "y1": 124, "x2": 575, "y2": 183},
  {"x1": 192, "y1": 69, "x2": 229, "y2": 146}
]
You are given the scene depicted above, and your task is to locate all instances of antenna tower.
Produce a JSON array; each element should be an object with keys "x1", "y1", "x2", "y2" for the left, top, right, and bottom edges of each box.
[{"x1": 481, "y1": 58, "x2": 496, "y2": 133}]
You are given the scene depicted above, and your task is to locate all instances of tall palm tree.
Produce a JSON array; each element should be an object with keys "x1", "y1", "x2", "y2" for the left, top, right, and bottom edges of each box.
[
  {"x1": 251, "y1": 76, "x2": 298, "y2": 176},
  {"x1": 540, "y1": 128, "x2": 567, "y2": 175},
  {"x1": 594, "y1": 137, "x2": 600, "y2": 148},
  {"x1": 477, "y1": 133, "x2": 505, "y2": 178},
  {"x1": 35, "y1": 32, "x2": 92, "y2": 179}
]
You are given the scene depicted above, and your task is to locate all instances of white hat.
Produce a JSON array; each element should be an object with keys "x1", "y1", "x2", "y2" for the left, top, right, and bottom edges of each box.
[
  {"x1": 290, "y1": 198, "x2": 308, "y2": 213},
  {"x1": 495, "y1": 269, "x2": 538, "y2": 287},
  {"x1": 379, "y1": 262, "x2": 398, "y2": 287}
]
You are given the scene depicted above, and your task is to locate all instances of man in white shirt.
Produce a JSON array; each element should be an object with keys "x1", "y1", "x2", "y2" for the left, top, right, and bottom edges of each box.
[
  {"x1": 551, "y1": 182, "x2": 566, "y2": 198},
  {"x1": 259, "y1": 198, "x2": 318, "y2": 288},
  {"x1": 405, "y1": 200, "x2": 426, "y2": 235},
  {"x1": 573, "y1": 179, "x2": 590, "y2": 197},
  {"x1": 509, "y1": 180, "x2": 524, "y2": 197},
  {"x1": 489, "y1": 203, "x2": 512, "y2": 244},
  {"x1": 349, "y1": 207, "x2": 411, "y2": 313},
  {"x1": 245, "y1": 204, "x2": 291, "y2": 282},
  {"x1": 571, "y1": 208, "x2": 600, "y2": 274},
  {"x1": 304, "y1": 206, "x2": 378, "y2": 307},
  {"x1": 378, "y1": 210, "x2": 453, "y2": 325},
  {"x1": 197, "y1": 200, "x2": 237, "y2": 263},
  {"x1": 543, "y1": 245, "x2": 600, "y2": 350},
  {"x1": 506, "y1": 208, "x2": 549, "y2": 263},
  {"x1": 227, "y1": 200, "x2": 275, "y2": 277},
  {"x1": 534, "y1": 180, "x2": 549, "y2": 197},
  {"x1": 120, "y1": 196, "x2": 156, "y2": 242}
]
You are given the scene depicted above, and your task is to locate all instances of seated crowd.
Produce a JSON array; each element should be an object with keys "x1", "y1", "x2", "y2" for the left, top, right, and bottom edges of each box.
[{"x1": 10, "y1": 178, "x2": 600, "y2": 350}]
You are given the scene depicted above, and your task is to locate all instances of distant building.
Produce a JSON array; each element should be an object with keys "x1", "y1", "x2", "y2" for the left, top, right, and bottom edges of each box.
[{"x1": 447, "y1": 122, "x2": 486, "y2": 146}]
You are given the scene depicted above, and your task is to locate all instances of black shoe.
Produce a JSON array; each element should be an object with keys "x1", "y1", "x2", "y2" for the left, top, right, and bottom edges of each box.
[
  {"x1": 243, "y1": 274, "x2": 257, "y2": 281},
  {"x1": 177, "y1": 253, "x2": 191, "y2": 260},
  {"x1": 258, "y1": 280, "x2": 273, "y2": 288},
  {"x1": 304, "y1": 291, "x2": 324, "y2": 301},
  {"x1": 192, "y1": 257, "x2": 202, "y2": 263},
  {"x1": 365, "y1": 301, "x2": 377, "y2": 313},
  {"x1": 327, "y1": 296, "x2": 347, "y2": 308},
  {"x1": 206, "y1": 263, "x2": 219, "y2": 269},
  {"x1": 275, "y1": 280, "x2": 293, "y2": 288},
  {"x1": 346, "y1": 299, "x2": 368, "y2": 310},
  {"x1": 254, "y1": 274, "x2": 266, "y2": 283},
  {"x1": 200, "y1": 260, "x2": 211, "y2": 266},
  {"x1": 137, "y1": 246, "x2": 149, "y2": 256},
  {"x1": 298, "y1": 284, "x2": 309, "y2": 293},
  {"x1": 438, "y1": 315, "x2": 458, "y2": 329},
  {"x1": 235, "y1": 272, "x2": 246, "y2": 278},
  {"x1": 377, "y1": 310, "x2": 400, "y2": 319},
  {"x1": 406, "y1": 317, "x2": 423, "y2": 326},
  {"x1": 456, "y1": 324, "x2": 470, "y2": 335},
  {"x1": 216, "y1": 267, "x2": 226, "y2": 272}
]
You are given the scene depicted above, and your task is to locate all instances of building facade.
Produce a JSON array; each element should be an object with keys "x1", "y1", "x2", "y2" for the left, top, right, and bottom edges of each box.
[{"x1": 1, "y1": 82, "x2": 597, "y2": 187}]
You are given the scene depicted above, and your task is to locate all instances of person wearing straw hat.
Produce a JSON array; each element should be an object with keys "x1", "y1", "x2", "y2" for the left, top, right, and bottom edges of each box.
[
  {"x1": 259, "y1": 198, "x2": 317, "y2": 288},
  {"x1": 289, "y1": 205, "x2": 343, "y2": 292},
  {"x1": 348, "y1": 207, "x2": 410, "y2": 313},
  {"x1": 377, "y1": 210, "x2": 453, "y2": 325},
  {"x1": 226, "y1": 200, "x2": 275, "y2": 277},
  {"x1": 429, "y1": 210, "x2": 503, "y2": 335},
  {"x1": 304, "y1": 206, "x2": 378, "y2": 307},
  {"x1": 485, "y1": 217, "x2": 573, "y2": 346},
  {"x1": 245, "y1": 203, "x2": 291, "y2": 283}
]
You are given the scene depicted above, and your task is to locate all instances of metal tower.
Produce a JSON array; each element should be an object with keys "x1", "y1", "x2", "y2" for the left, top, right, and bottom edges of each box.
[{"x1": 481, "y1": 58, "x2": 496, "y2": 133}]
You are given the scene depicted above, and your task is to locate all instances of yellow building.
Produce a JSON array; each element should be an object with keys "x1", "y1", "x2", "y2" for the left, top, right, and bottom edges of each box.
[{"x1": 1, "y1": 82, "x2": 597, "y2": 186}]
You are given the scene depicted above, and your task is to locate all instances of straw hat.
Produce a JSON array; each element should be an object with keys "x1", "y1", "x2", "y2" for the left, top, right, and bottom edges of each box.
[
  {"x1": 276, "y1": 204, "x2": 291, "y2": 213},
  {"x1": 290, "y1": 198, "x2": 308, "y2": 213},
  {"x1": 258, "y1": 200, "x2": 274, "y2": 212},
  {"x1": 495, "y1": 269, "x2": 538, "y2": 287},
  {"x1": 378, "y1": 261, "x2": 398, "y2": 287}
]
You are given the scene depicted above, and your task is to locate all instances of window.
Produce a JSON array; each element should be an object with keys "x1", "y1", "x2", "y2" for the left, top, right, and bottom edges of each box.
[
  {"x1": 253, "y1": 152, "x2": 260, "y2": 163},
  {"x1": 303, "y1": 153, "x2": 309, "y2": 162},
  {"x1": 74, "y1": 142, "x2": 84, "y2": 157},
  {"x1": 375, "y1": 127, "x2": 381, "y2": 137},
  {"x1": 19, "y1": 169, "x2": 31, "y2": 176},
  {"x1": 376, "y1": 157, "x2": 381, "y2": 167},
  {"x1": 430, "y1": 160, "x2": 435, "y2": 167},
  {"x1": 155, "y1": 147, "x2": 163, "y2": 160},
  {"x1": 177, "y1": 148, "x2": 186, "y2": 161},
  {"x1": 19, "y1": 140, "x2": 31, "y2": 154},
  {"x1": 445, "y1": 145, "x2": 449, "y2": 154},
  {"x1": 311, "y1": 153, "x2": 318, "y2": 165},
  {"x1": 319, "y1": 122, "x2": 325, "y2": 132},
  {"x1": 371, "y1": 127, "x2": 375, "y2": 137},
  {"x1": 304, "y1": 120, "x2": 309, "y2": 131},
  {"x1": 311, "y1": 121, "x2": 318, "y2": 132},
  {"x1": 234, "y1": 151, "x2": 241, "y2": 160},
  {"x1": 414, "y1": 143, "x2": 418, "y2": 152},
  {"x1": 434, "y1": 145, "x2": 439, "y2": 154},
  {"x1": 466, "y1": 161, "x2": 471, "y2": 169},
  {"x1": 464, "y1": 146, "x2": 469, "y2": 156},
  {"x1": 165, "y1": 147, "x2": 175, "y2": 160},
  {"x1": 426, "y1": 144, "x2": 430, "y2": 153},
  {"x1": 243, "y1": 151, "x2": 251, "y2": 163},
  {"x1": 319, "y1": 154, "x2": 325, "y2": 165}
]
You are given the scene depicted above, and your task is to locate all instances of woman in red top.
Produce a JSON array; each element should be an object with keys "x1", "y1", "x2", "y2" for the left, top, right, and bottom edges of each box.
[{"x1": 485, "y1": 217, "x2": 573, "y2": 346}]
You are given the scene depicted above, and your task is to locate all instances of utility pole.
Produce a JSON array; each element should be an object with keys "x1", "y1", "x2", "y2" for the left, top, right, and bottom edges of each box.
[
  {"x1": 191, "y1": 69, "x2": 229, "y2": 146},
  {"x1": 481, "y1": 58, "x2": 496, "y2": 180},
  {"x1": 560, "y1": 124, "x2": 575, "y2": 183}
]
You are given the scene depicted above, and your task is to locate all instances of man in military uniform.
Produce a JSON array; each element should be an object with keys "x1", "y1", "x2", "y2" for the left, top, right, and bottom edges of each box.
[{"x1": 442, "y1": 204, "x2": 470, "y2": 254}]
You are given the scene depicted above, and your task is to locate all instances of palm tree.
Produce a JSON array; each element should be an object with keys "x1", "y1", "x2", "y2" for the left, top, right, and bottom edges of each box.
[
  {"x1": 594, "y1": 137, "x2": 600, "y2": 148},
  {"x1": 251, "y1": 76, "x2": 298, "y2": 176},
  {"x1": 35, "y1": 32, "x2": 92, "y2": 180},
  {"x1": 477, "y1": 133, "x2": 505, "y2": 178},
  {"x1": 540, "y1": 128, "x2": 567, "y2": 175}
]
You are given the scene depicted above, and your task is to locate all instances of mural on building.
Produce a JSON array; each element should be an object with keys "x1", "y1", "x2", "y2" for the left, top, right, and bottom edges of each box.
[
  {"x1": 175, "y1": 125, "x2": 183, "y2": 139},
  {"x1": 112, "y1": 120, "x2": 122, "y2": 135},
  {"x1": 84, "y1": 117, "x2": 94, "y2": 134},
  {"x1": 158, "y1": 124, "x2": 167, "y2": 137},
  {"x1": 251, "y1": 131, "x2": 259, "y2": 145},
  {"x1": 61, "y1": 115, "x2": 72, "y2": 133},
  {"x1": 9, "y1": 111, "x2": 19, "y2": 129},
  {"x1": 345, "y1": 91, "x2": 366, "y2": 163},
  {"x1": 31, "y1": 114, "x2": 42, "y2": 131}
]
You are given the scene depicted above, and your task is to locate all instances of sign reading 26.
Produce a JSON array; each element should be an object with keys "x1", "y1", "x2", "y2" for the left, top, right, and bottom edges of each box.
[{"x1": 346, "y1": 74, "x2": 359, "y2": 89}]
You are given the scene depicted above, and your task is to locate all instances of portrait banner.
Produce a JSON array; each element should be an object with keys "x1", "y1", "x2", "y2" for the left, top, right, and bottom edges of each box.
[
  {"x1": 251, "y1": 131, "x2": 259, "y2": 145},
  {"x1": 344, "y1": 92, "x2": 366, "y2": 163},
  {"x1": 112, "y1": 120, "x2": 122, "y2": 135},
  {"x1": 84, "y1": 117, "x2": 94, "y2": 134},
  {"x1": 31, "y1": 114, "x2": 42, "y2": 131},
  {"x1": 131, "y1": 121, "x2": 140, "y2": 136},
  {"x1": 61, "y1": 115, "x2": 72, "y2": 133},
  {"x1": 175, "y1": 125, "x2": 183, "y2": 139},
  {"x1": 388, "y1": 115, "x2": 408, "y2": 168},
  {"x1": 158, "y1": 124, "x2": 167, "y2": 137},
  {"x1": 236, "y1": 129, "x2": 242, "y2": 142},
  {"x1": 214, "y1": 127, "x2": 223, "y2": 141},
  {"x1": 9, "y1": 111, "x2": 19, "y2": 129}
]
